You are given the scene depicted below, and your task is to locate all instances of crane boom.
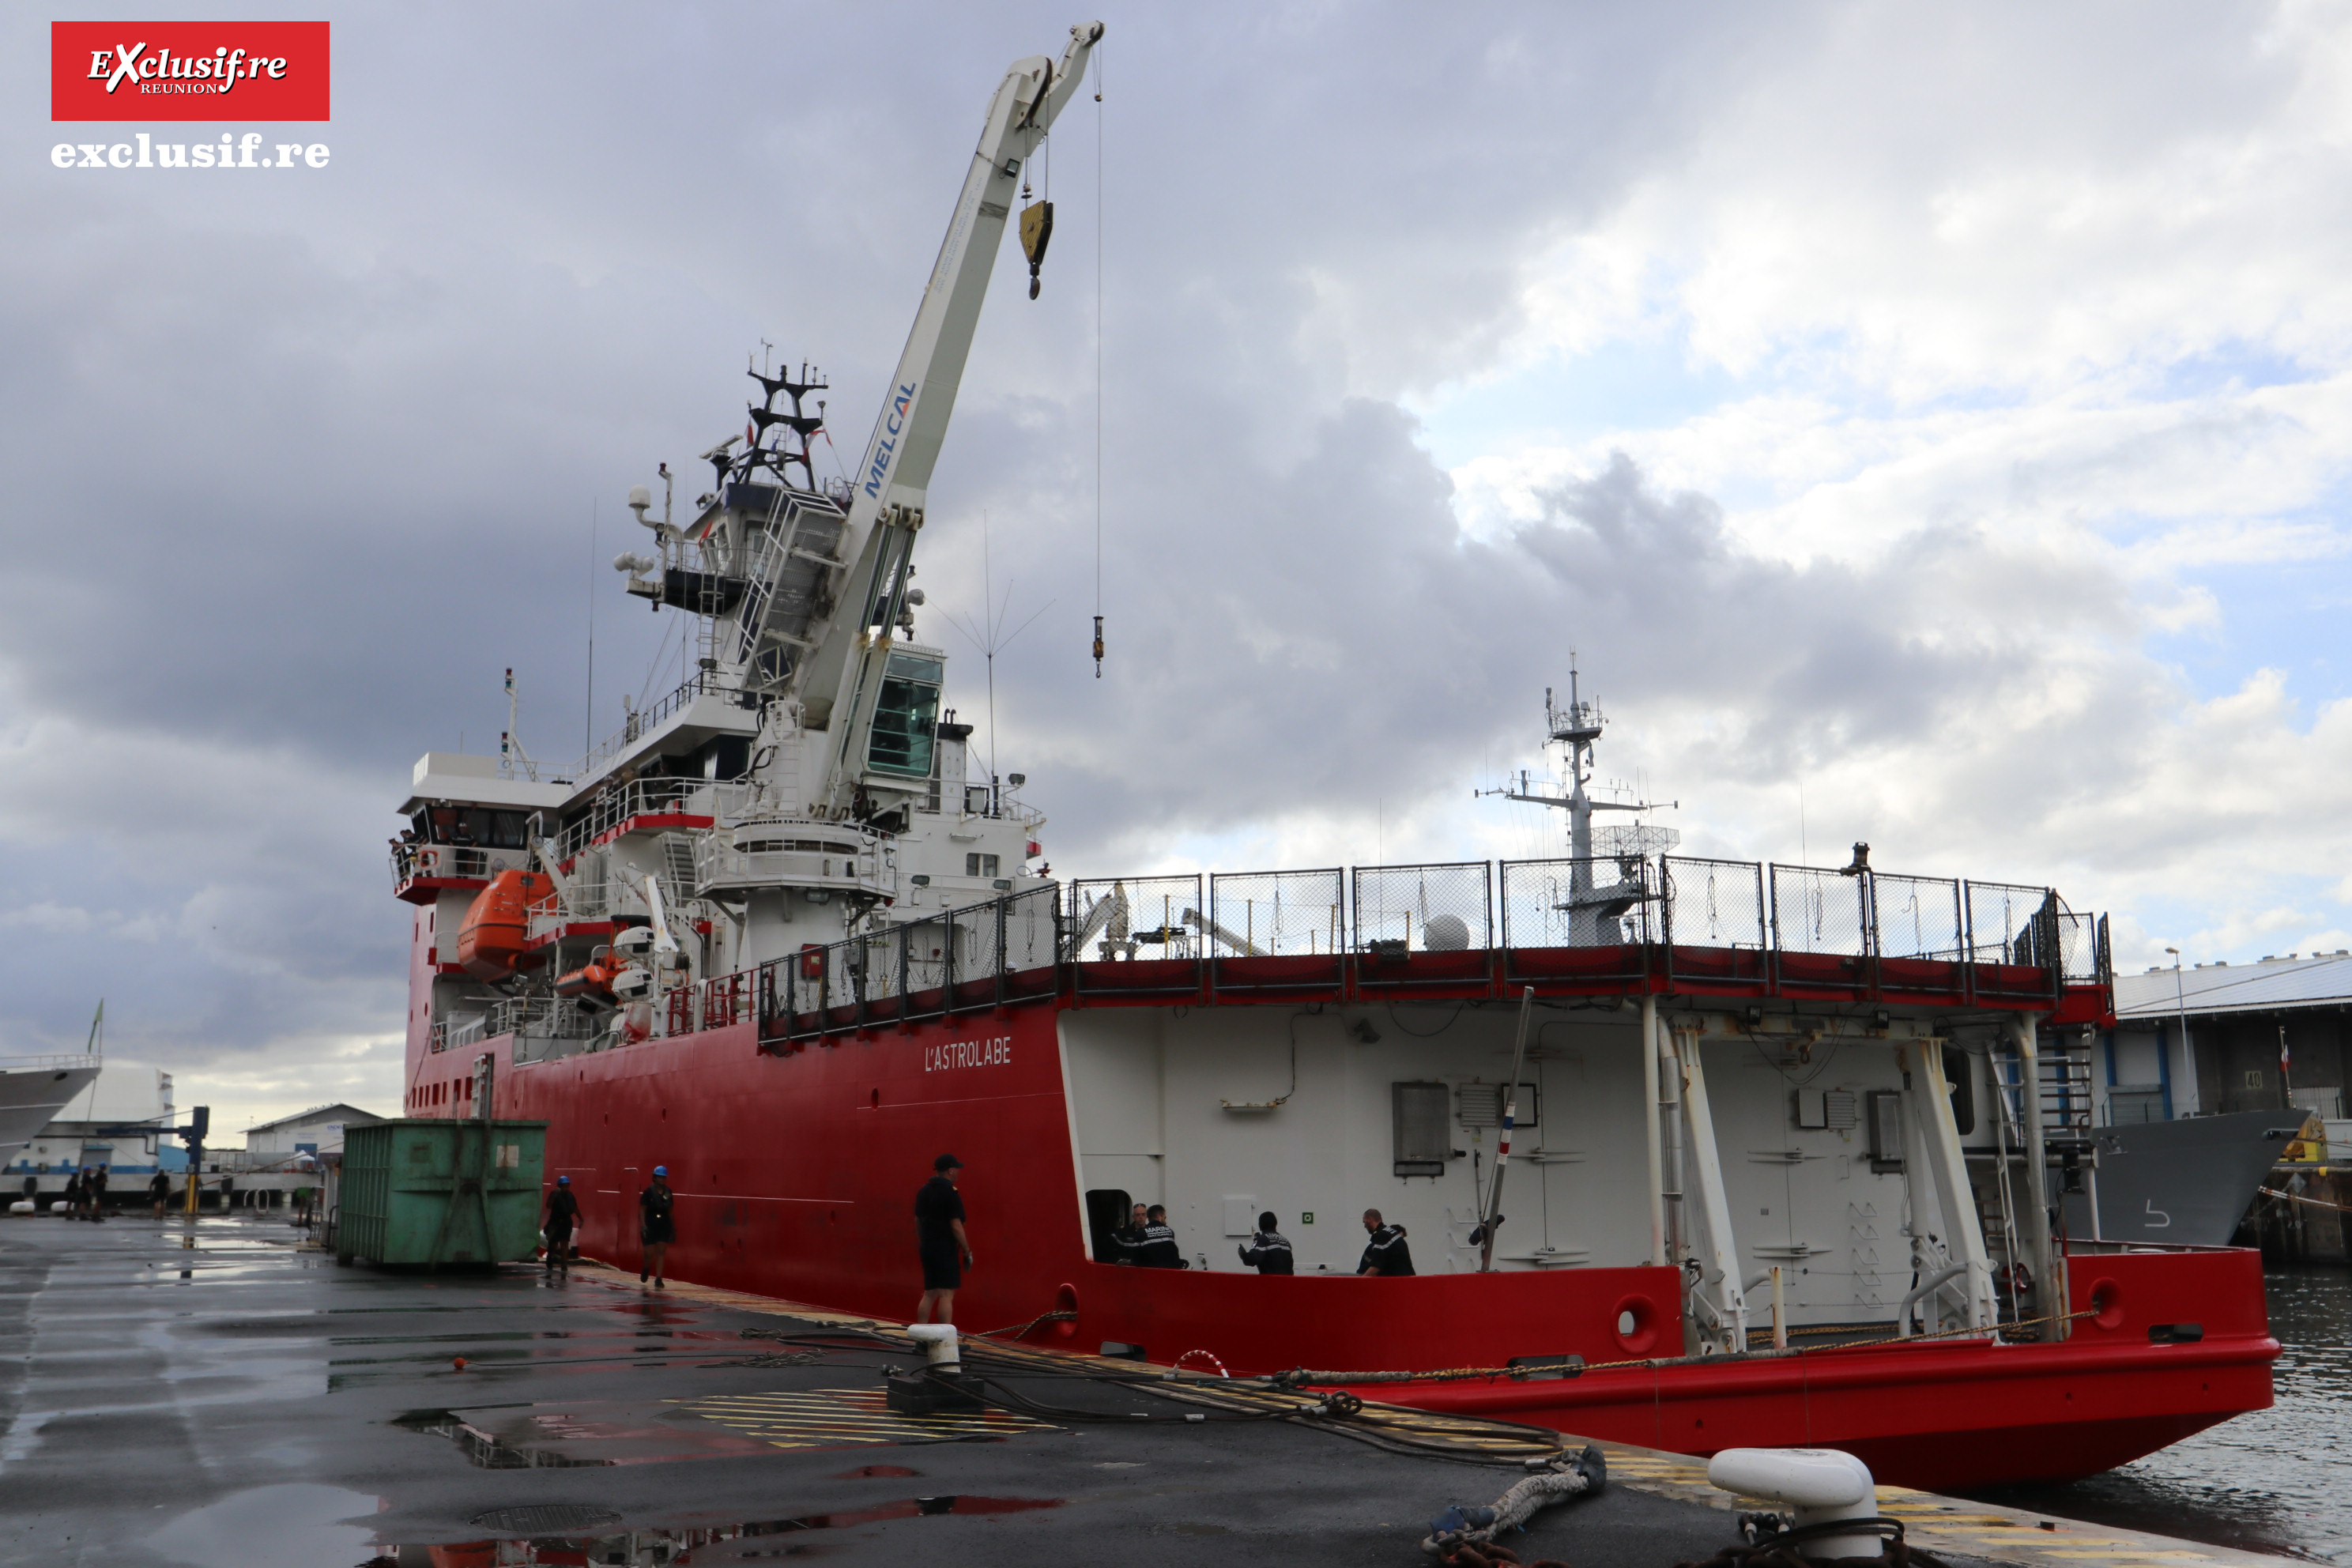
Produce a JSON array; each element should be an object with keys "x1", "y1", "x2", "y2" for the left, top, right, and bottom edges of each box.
[{"x1": 797, "y1": 22, "x2": 1103, "y2": 812}]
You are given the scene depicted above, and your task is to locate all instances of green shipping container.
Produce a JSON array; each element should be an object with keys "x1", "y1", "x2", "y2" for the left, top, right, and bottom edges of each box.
[{"x1": 337, "y1": 1118, "x2": 549, "y2": 1268}]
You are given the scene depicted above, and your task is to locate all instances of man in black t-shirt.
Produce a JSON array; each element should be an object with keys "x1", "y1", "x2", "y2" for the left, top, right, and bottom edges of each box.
[
  {"x1": 1357, "y1": 1208, "x2": 1415, "y2": 1276},
  {"x1": 1125, "y1": 1204, "x2": 1184, "y2": 1268},
  {"x1": 1238, "y1": 1212, "x2": 1294, "y2": 1274},
  {"x1": 914, "y1": 1154, "x2": 972, "y2": 1324},
  {"x1": 544, "y1": 1176, "x2": 581, "y2": 1277}
]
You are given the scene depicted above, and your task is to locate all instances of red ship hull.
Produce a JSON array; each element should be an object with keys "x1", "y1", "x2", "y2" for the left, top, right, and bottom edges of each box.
[{"x1": 403, "y1": 992, "x2": 2278, "y2": 1494}]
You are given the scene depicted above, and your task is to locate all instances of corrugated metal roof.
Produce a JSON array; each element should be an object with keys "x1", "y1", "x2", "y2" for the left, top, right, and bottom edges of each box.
[{"x1": 2114, "y1": 953, "x2": 2352, "y2": 1019}]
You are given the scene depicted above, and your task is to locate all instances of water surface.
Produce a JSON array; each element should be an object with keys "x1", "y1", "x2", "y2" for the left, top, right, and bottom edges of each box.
[{"x1": 1976, "y1": 1268, "x2": 2352, "y2": 1562}]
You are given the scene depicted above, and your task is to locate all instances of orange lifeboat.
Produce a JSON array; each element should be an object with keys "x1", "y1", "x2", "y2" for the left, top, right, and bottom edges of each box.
[
  {"x1": 553, "y1": 961, "x2": 617, "y2": 1010},
  {"x1": 455, "y1": 869, "x2": 554, "y2": 982}
]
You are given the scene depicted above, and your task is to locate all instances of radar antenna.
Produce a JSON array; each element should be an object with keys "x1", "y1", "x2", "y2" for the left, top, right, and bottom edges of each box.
[
  {"x1": 741, "y1": 360, "x2": 828, "y2": 493},
  {"x1": 1476, "y1": 656, "x2": 1677, "y2": 944}
]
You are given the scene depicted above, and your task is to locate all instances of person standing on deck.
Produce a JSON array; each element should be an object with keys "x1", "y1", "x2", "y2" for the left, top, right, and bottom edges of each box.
[
  {"x1": 544, "y1": 1176, "x2": 581, "y2": 1278},
  {"x1": 914, "y1": 1154, "x2": 973, "y2": 1324},
  {"x1": 1238, "y1": 1212, "x2": 1294, "y2": 1274},
  {"x1": 1357, "y1": 1210, "x2": 1415, "y2": 1276},
  {"x1": 638, "y1": 1167, "x2": 675, "y2": 1287},
  {"x1": 149, "y1": 1170, "x2": 171, "y2": 1219},
  {"x1": 62, "y1": 1170, "x2": 82, "y2": 1219},
  {"x1": 89, "y1": 1166, "x2": 107, "y2": 1222},
  {"x1": 1128, "y1": 1204, "x2": 1184, "y2": 1268}
]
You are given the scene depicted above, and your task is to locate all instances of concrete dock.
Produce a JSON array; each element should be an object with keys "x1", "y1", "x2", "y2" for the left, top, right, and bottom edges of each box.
[{"x1": 0, "y1": 1215, "x2": 2296, "y2": 1567}]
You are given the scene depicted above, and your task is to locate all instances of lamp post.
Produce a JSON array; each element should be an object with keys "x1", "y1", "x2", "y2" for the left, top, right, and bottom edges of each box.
[{"x1": 2165, "y1": 947, "x2": 2190, "y2": 1118}]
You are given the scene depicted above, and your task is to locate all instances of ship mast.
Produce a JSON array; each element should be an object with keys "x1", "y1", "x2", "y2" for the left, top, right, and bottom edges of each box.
[{"x1": 1483, "y1": 659, "x2": 1675, "y2": 944}]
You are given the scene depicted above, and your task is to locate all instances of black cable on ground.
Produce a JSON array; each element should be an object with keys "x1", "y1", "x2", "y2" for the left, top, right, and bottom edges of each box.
[
  {"x1": 1670, "y1": 1517, "x2": 1947, "y2": 1568},
  {"x1": 731, "y1": 1321, "x2": 1579, "y2": 1468}
]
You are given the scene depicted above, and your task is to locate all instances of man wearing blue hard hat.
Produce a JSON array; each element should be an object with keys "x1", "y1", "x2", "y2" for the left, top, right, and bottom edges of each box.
[
  {"x1": 639, "y1": 1166, "x2": 676, "y2": 1287},
  {"x1": 543, "y1": 1174, "x2": 581, "y2": 1279}
]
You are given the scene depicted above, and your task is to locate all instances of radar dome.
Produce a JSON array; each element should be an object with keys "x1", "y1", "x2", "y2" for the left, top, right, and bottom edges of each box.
[{"x1": 1421, "y1": 914, "x2": 1472, "y2": 951}]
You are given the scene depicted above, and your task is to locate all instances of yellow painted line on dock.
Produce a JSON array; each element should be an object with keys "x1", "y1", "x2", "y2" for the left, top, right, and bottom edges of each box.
[{"x1": 670, "y1": 1387, "x2": 1053, "y2": 1449}]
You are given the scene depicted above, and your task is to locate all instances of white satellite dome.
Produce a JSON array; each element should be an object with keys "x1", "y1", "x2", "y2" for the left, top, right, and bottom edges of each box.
[{"x1": 1421, "y1": 914, "x2": 1472, "y2": 951}]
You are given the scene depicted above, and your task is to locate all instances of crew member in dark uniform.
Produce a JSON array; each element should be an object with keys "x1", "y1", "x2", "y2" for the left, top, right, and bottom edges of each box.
[
  {"x1": 544, "y1": 1175, "x2": 581, "y2": 1277},
  {"x1": 89, "y1": 1166, "x2": 107, "y2": 1222},
  {"x1": 1357, "y1": 1208, "x2": 1415, "y2": 1276},
  {"x1": 149, "y1": 1169, "x2": 172, "y2": 1219},
  {"x1": 1110, "y1": 1202, "x2": 1148, "y2": 1264},
  {"x1": 638, "y1": 1166, "x2": 675, "y2": 1287},
  {"x1": 1126, "y1": 1204, "x2": 1184, "y2": 1268},
  {"x1": 1238, "y1": 1211, "x2": 1294, "y2": 1274},
  {"x1": 914, "y1": 1154, "x2": 972, "y2": 1324}
]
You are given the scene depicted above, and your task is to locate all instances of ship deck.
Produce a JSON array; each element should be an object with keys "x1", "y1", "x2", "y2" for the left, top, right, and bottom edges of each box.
[{"x1": 0, "y1": 1212, "x2": 2294, "y2": 1567}]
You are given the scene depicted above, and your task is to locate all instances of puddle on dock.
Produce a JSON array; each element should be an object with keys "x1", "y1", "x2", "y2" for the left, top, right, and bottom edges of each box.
[
  {"x1": 396, "y1": 1497, "x2": 1065, "y2": 1564},
  {"x1": 149, "y1": 1483, "x2": 379, "y2": 1568}
]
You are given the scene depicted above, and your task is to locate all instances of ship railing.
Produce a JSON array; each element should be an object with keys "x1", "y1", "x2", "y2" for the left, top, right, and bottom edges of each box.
[
  {"x1": 755, "y1": 884, "x2": 1062, "y2": 1047},
  {"x1": 492, "y1": 995, "x2": 602, "y2": 1060},
  {"x1": 1063, "y1": 876, "x2": 1207, "y2": 1000},
  {"x1": 431, "y1": 996, "x2": 601, "y2": 1061},
  {"x1": 1662, "y1": 856, "x2": 1772, "y2": 989},
  {"x1": 735, "y1": 856, "x2": 2109, "y2": 1047},
  {"x1": 684, "y1": 969, "x2": 756, "y2": 1034},
  {"x1": 564, "y1": 669, "x2": 752, "y2": 784},
  {"x1": 1498, "y1": 857, "x2": 1658, "y2": 987},
  {"x1": 548, "y1": 777, "x2": 711, "y2": 865},
  {"x1": 1353, "y1": 862, "x2": 1493, "y2": 997},
  {"x1": 692, "y1": 828, "x2": 890, "y2": 900},
  {"x1": 392, "y1": 842, "x2": 501, "y2": 891}
]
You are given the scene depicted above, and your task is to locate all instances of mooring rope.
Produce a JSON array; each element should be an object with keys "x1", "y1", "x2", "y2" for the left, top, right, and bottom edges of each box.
[{"x1": 1272, "y1": 1306, "x2": 2101, "y2": 1389}]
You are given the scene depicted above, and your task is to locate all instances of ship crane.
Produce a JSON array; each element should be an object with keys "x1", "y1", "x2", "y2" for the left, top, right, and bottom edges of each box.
[
  {"x1": 575, "y1": 25, "x2": 1097, "y2": 975},
  {"x1": 795, "y1": 22, "x2": 1104, "y2": 818}
]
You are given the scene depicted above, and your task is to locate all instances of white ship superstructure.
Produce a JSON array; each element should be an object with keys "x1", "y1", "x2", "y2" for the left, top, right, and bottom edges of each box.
[{"x1": 394, "y1": 27, "x2": 1096, "y2": 1062}]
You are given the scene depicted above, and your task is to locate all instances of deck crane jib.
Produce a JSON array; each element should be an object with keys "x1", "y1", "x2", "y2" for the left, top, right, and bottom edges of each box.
[{"x1": 585, "y1": 24, "x2": 1096, "y2": 964}]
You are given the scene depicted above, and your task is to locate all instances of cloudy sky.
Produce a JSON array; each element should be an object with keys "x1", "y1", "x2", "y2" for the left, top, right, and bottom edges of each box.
[{"x1": 7, "y1": 2, "x2": 2350, "y2": 1133}]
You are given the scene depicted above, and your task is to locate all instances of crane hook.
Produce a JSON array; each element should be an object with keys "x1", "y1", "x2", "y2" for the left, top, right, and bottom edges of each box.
[
  {"x1": 1092, "y1": 613, "x2": 1104, "y2": 678},
  {"x1": 1020, "y1": 200, "x2": 1055, "y2": 300}
]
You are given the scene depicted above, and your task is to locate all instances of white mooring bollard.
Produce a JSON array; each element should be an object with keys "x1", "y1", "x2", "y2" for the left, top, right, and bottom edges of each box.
[
  {"x1": 1706, "y1": 1447, "x2": 1879, "y2": 1559},
  {"x1": 906, "y1": 1322, "x2": 962, "y2": 1372}
]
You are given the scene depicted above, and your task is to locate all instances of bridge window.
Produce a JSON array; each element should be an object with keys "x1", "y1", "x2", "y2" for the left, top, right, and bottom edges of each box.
[
  {"x1": 410, "y1": 807, "x2": 530, "y2": 848},
  {"x1": 868, "y1": 655, "x2": 942, "y2": 778}
]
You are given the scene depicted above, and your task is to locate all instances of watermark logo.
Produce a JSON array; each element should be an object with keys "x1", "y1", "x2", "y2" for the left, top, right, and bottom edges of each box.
[{"x1": 51, "y1": 21, "x2": 330, "y2": 121}]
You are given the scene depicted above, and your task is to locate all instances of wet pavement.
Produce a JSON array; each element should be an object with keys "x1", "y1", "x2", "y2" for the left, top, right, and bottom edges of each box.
[{"x1": 0, "y1": 1215, "x2": 2290, "y2": 1567}]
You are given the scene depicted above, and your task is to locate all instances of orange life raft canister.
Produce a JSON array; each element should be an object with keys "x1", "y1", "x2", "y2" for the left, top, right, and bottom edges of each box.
[{"x1": 456, "y1": 869, "x2": 554, "y2": 982}]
